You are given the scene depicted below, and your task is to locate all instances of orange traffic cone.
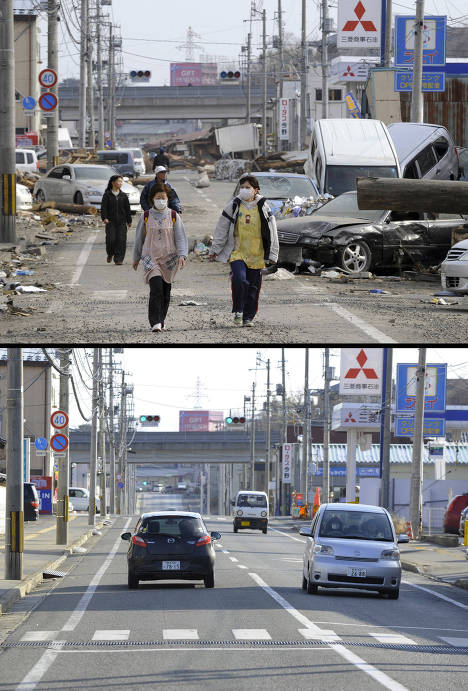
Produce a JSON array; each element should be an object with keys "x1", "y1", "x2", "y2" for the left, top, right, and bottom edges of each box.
[
  {"x1": 406, "y1": 521, "x2": 414, "y2": 540},
  {"x1": 312, "y1": 487, "x2": 320, "y2": 517}
]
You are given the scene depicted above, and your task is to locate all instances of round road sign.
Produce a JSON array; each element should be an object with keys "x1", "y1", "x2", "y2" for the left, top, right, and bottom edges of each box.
[
  {"x1": 38, "y1": 92, "x2": 58, "y2": 112},
  {"x1": 50, "y1": 433, "x2": 69, "y2": 453},
  {"x1": 35, "y1": 436, "x2": 48, "y2": 451},
  {"x1": 51, "y1": 410, "x2": 69, "y2": 429},
  {"x1": 22, "y1": 96, "x2": 36, "y2": 111},
  {"x1": 39, "y1": 68, "x2": 58, "y2": 88}
]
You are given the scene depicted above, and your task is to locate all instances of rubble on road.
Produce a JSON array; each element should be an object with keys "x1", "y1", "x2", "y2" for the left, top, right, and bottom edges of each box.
[
  {"x1": 253, "y1": 151, "x2": 307, "y2": 174},
  {"x1": 214, "y1": 158, "x2": 252, "y2": 181}
]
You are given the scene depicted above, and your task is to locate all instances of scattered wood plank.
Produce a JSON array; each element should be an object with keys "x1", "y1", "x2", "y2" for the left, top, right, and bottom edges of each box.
[{"x1": 357, "y1": 177, "x2": 468, "y2": 213}]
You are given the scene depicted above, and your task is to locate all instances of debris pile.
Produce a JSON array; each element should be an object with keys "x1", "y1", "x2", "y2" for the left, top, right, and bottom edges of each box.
[
  {"x1": 253, "y1": 151, "x2": 307, "y2": 174},
  {"x1": 214, "y1": 159, "x2": 252, "y2": 181}
]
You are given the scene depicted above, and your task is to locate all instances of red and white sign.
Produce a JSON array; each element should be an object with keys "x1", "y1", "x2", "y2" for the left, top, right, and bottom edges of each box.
[
  {"x1": 332, "y1": 402, "x2": 382, "y2": 430},
  {"x1": 337, "y1": 0, "x2": 381, "y2": 49},
  {"x1": 51, "y1": 410, "x2": 69, "y2": 429},
  {"x1": 170, "y1": 63, "x2": 202, "y2": 87},
  {"x1": 39, "y1": 68, "x2": 57, "y2": 88},
  {"x1": 282, "y1": 444, "x2": 293, "y2": 483},
  {"x1": 339, "y1": 348, "x2": 383, "y2": 396}
]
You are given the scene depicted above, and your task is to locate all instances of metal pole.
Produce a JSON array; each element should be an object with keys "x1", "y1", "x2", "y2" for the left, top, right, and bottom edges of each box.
[
  {"x1": 346, "y1": 429, "x2": 358, "y2": 502},
  {"x1": 410, "y1": 0, "x2": 425, "y2": 123},
  {"x1": 0, "y1": 0, "x2": 16, "y2": 242},
  {"x1": 79, "y1": 0, "x2": 88, "y2": 146},
  {"x1": 246, "y1": 32, "x2": 251, "y2": 123},
  {"x1": 278, "y1": 0, "x2": 283, "y2": 94},
  {"x1": 108, "y1": 348, "x2": 115, "y2": 514},
  {"x1": 88, "y1": 348, "x2": 98, "y2": 526},
  {"x1": 47, "y1": 0, "x2": 59, "y2": 170},
  {"x1": 116, "y1": 369, "x2": 125, "y2": 514},
  {"x1": 87, "y1": 7, "x2": 95, "y2": 150},
  {"x1": 262, "y1": 9, "x2": 267, "y2": 157},
  {"x1": 300, "y1": 0, "x2": 307, "y2": 149},
  {"x1": 96, "y1": 0, "x2": 104, "y2": 149},
  {"x1": 122, "y1": 385, "x2": 128, "y2": 515},
  {"x1": 384, "y1": 0, "x2": 393, "y2": 68},
  {"x1": 281, "y1": 348, "x2": 287, "y2": 515},
  {"x1": 302, "y1": 349, "x2": 309, "y2": 503},
  {"x1": 99, "y1": 348, "x2": 107, "y2": 519},
  {"x1": 380, "y1": 348, "x2": 393, "y2": 509},
  {"x1": 56, "y1": 348, "x2": 71, "y2": 544},
  {"x1": 206, "y1": 463, "x2": 211, "y2": 515},
  {"x1": 322, "y1": 348, "x2": 330, "y2": 504},
  {"x1": 409, "y1": 348, "x2": 427, "y2": 538},
  {"x1": 321, "y1": 0, "x2": 329, "y2": 119},
  {"x1": 109, "y1": 27, "x2": 116, "y2": 146},
  {"x1": 265, "y1": 359, "x2": 271, "y2": 507},
  {"x1": 5, "y1": 348, "x2": 23, "y2": 579},
  {"x1": 250, "y1": 382, "x2": 256, "y2": 488}
]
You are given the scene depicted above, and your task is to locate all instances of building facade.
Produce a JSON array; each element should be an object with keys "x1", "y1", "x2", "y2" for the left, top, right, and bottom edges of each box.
[{"x1": 14, "y1": 0, "x2": 41, "y2": 136}]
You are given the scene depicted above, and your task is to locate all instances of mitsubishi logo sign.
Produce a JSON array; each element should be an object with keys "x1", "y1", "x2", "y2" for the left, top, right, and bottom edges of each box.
[
  {"x1": 337, "y1": 0, "x2": 382, "y2": 49},
  {"x1": 339, "y1": 348, "x2": 383, "y2": 396}
]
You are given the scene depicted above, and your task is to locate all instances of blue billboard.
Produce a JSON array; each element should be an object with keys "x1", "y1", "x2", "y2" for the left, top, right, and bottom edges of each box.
[
  {"x1": 394, "y1": 416, "x2": 446, "y2": 438},
  {"x1": 396, "y1": 363, "x2": 447, "y2": 414},
  {"x1": 394, "y1": 71, "x2": 445, "y2": 92},
  {"x1": 395, "y1": 15, "x2": 446, "y2": 68}
]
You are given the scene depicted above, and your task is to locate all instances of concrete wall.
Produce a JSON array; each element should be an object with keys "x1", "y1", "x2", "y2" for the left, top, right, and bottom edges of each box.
[{"x1": 14, "y1": 14, "x2": 40, "y2": 134}]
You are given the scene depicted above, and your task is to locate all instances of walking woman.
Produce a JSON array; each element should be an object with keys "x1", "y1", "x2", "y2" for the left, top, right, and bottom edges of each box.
[
  {"x1": 133, "y1": 182, "x2": 188, "y2": 332},
  {"x1": 101, "y1": 174, "x2": 132, "y2": 264},
  {"x1": 209, "y1": 175, "x2": 279, "y2": 327}
]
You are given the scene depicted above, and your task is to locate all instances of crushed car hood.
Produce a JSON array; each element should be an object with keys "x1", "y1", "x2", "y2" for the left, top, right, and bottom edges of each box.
[{"x1": 277, "y1": 214, "x2": 374, "y2": 238}]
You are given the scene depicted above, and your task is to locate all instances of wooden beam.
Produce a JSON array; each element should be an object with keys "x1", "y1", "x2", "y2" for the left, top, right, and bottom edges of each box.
[{"x1": 357, "y1": 177, "x2": 468, "y2": 213}]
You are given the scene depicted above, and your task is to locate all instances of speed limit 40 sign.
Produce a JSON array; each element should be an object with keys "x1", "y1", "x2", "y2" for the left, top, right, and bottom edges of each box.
[{"x1": 51, "y1": 410, "x2": 69, "y2": 429}]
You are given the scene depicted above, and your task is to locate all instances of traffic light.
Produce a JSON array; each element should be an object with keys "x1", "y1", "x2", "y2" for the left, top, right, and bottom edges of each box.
[
  {"x1": 139, "y1": 414, "x2": 160, "y2": 427},
  {"x1": 130, "y1": 70, "x2": 151, "y2": 82},
  {"x1": 220, "y1": 70, "x2": 241, "y2": 81},
  {"x1": 225, "y1": 416, "x2": 246, "y2": 424}
]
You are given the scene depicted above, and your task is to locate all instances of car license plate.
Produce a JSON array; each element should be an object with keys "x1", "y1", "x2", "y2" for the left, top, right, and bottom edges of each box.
[
  {"x1": 162, "y1": 561, "x2": 180, "y2": 570},
  {"x1": 241, "y1": 521, "x2": 250, "y2": 526},
  {"x1": 347, "y1": 567, "x2": 366, "y2": 578}
]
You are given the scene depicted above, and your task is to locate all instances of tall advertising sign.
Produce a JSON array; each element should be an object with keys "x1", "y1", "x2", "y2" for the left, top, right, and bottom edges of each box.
[
  {"x1": 278, "y1": 98, "x2": 290, "y2": 140},
  {"x1": 339, "y1": 348, "x2": 384, "y2": 396},
  {"x1": 337, "y1": 0, "x2": 382, "y2": 49}
]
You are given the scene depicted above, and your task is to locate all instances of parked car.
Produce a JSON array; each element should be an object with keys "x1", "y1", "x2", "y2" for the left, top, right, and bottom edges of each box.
[
  {"x1": 121, "y1": 511, "x2": 221, "y2": 589},
  {"x1": 457, "y1": 147, "x2": 468, "y2": 181},
  {"x1": 459, "y1": 506, "x2": 468, "y2": 537},
  {"x1": 16, "y1": 183, "x2": 33, "y2": 211},
  {"x1": 24, "y1": 482, "x2": 39, "y2": 521},
  {"x1": 96, "y1": 150, "x2": 137, "y2": 178},
  {"x1": 299, "y1": 503, "x2": 409, "y2": 599},
  {"x1": 33, "y1": 164, "x2": 141, "y2": 211},
  {"x1": 16, "y1": 148, "x2": 39, "y2": 174},
  {"x1": 443, "y1": 493, "x2": 468, "y2": 534},
  {"x1": 440, "y1": 239, "x2": 468, "y2": 292},
  {"x1": 304, "y1": 118, "x2": 400, "y2": 196},
  {"x1": 231, "y1": 172, "x2": 319, "y2": 216},
  {"x1": 387, "y1": 122, "x2": 460, "y2": 181},
  {"x1": 69, "y1": 486, "x2": 100, "y2": 513},
  {"x1": 276, "y1": 190, "x2": 467, "y2": 273}
]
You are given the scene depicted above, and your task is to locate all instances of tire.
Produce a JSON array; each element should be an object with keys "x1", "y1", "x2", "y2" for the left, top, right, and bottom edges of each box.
[
  {"x1": 204, "y1": 571, "x2": 215, "y2": 588},
  {"x1": 74, "y1": 191, "x2": 84, "y2": 205},
  {"x1": 233, "y1": 526, "x2": 238, "y2": 533},
  {"x1": 128, "y1": 570, "x2": 139, "y2": 589},
  {"x1": 307, "y1": 569, "x2": 318, "y2": 594},
  {"x1": 302, "y1": 574, "x2": 307, "y2": 591},
  {"x1": 387, "y1": 589, "x2": 399, "y2": 600},
  {"x1": 338, "y1": 239, "x2": 372, "y2": 273},
  {"x1": 262, "y1": 528, "x2": 268, "y2": 534},
  {"x1": 35, "y1": 189, "x2": 45, "y2": 202}
]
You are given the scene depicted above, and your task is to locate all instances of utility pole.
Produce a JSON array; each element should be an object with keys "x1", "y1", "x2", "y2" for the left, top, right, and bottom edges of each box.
[
  {"x1": 322, "y1": 348, "x2": 330, "y2": 505},
  {"x1": 300, "y1": 0, "x2": 307, "y2": 150},
  {"x1": 88, "y1": 348, "x2": 99, "y2": 526},
  {"x1": 108, "y1": 348, "x2": 115, "y2": 514},
  {"x1": 117, "y1": 369, "x2": 126, "y2": 514},
  {"x1": 56, "y1": 348, "x2": 71, "y2": 544},
  {"x1": 246, "y1": 32, "x2": 252, "y2": 123},
  {"x1": 79, "y1": 0, "x2": 88, "y2": 146},
  {"x1": 87, "y1": 3, "x2": 95, "y2": 150},
  {"x1": 262, "y1": 9, "x2": 267, "y2": 157},
  {"x1": 277, "y1": 0, "x2": 283, "y2": 96},
  {"x1": 410, "y1": 0, "x2": 425, "y2": 123},
  {"x1": 0, "y1": 0, "x2": 16, "y2": 242},
  {"x1": 47, "y1": 0, "x2": 59, "y2": 170},
  {"x1": 265, "y1": 358, "x2": 271, "y2": 506},
  {"x1": 321, "y1": 0, "x2": 329, "y2": 119},
  {"x1": 384, "y1": 0, "x2": 393, "y2": 67},
  {"x1": 281, "y1": 348, "x2": 287, "y2": 515},
  {"x1": 108, "y1": 25, "x2": 116, "y2": 146},
  {"x1": 5, "y1": 348, "x2": 23, "y2": 579},
  {"x1": 96, "y1": 0, "x2": 104, "y2": 149},
  {"x1": 380, "y1": 347, "x2": 393, "y2": 509},
  {"x1": 302, "y1": 348, "x2": 309, "y2": 505},
  {"x1": 99, "y1": 349, "x2": 107, "y2": 519},
  {"x1": 409, "y1": 348, "x2": 427, "y2": 538},
  {"x1": 250, "y1": 382, "x2": 256, "y2": 488}
]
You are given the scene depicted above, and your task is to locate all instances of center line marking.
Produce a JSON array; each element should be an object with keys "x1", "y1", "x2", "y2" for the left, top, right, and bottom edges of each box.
[
  {"x1": 71, "y1": 233, "x2": 98, "y2": 285},
  {"x1": 327, "y1": 303, "x2": 397, "y2": 344}
]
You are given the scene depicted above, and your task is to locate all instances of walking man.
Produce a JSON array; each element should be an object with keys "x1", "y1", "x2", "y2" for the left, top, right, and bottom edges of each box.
[{"x1": 140, "y1": 166, "x2": 182, "y2": 214}]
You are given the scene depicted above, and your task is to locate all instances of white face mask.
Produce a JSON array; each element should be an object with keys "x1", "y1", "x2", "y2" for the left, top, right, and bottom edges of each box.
[
  {"x1": 238, "y1": 187, "x2": 254, "y2": 201},
  {"x1": 153, "y1": 199, "x2": 167, "y2": 210}
]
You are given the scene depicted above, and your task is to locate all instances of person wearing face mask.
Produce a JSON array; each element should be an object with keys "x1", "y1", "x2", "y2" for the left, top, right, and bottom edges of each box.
[
  {"x1": 100, "y1": 174, "x2": 132, "y2": 264},
  {"x1": 209, "y1": 174, "x2": 279, "y2": 327},
  {"x1": 133, "y1": 182, "x2": 188, "y2": 332},
  {"x1": 140, "y1": 166, "x2": 182, "y2": 214}
]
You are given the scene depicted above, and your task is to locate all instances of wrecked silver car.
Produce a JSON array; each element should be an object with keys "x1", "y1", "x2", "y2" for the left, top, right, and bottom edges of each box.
[{"x1": 277, "y1": 190, "x2": 467, "y2": 273}]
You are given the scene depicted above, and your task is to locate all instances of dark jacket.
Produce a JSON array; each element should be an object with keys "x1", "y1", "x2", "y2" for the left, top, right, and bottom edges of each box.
[
  {"x1": 140, "y1": 179, "x2": 182, "y2": 213},
  {"x1": 101, "y1": 189, "x2": 132, "y2": 226},
  {"x1": 152, "y1": 152, "x2": 170, "y2": 170}
]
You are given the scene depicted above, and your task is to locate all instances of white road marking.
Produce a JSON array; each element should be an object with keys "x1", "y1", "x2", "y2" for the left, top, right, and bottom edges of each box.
[
  {"x1": 369, "y1": 633, "x2": 417, "y2": 646},
  {"x1": 91, "y1": 290, "x2": 128, "y2": 300},
  {"x1": 327, "y1": 303, "x2": 398, "y2": 344},
  {"x1": 71, "y1": 233, "x2": 98, "y2": 285},
  {"x1": 92, "y1": 630, "x2": 130, "y2": 641},
  {"x1": 438, "y1": 637, "x2": 468, "y2": 647},
  {"x1": 15, "y1": 642, "x2": 65, "y2": 690},
  {"x1": 270, "y1": 528, "x2": 305, "y2": 543},
  {"x1": 232, "y1": 629, "x2": 272, "y2": 640},
  {"x1": 163, "y1": 629, "x2": 199, "y2": 640},
  {"x1": 229, "y1": 556, "x2": 238, "y2": 562},
  {"x1": 299, "y1": 628, "x2": 342, "y2": 643},
  {"x1": 237, "y1": 565, "x2": 248, "y2": 569},
  {"x1": 221, "y1": 549, "x2": 230, "y2": 554},
  {"x1": 20, "y1": 631, "x2": 59, "y2": 641},
  {"x1": 249, "y1": 572, "x2": 409, "y2": 691},
  {"x1": 403, "y1": 580, "x2": 468, "y2": 610}
]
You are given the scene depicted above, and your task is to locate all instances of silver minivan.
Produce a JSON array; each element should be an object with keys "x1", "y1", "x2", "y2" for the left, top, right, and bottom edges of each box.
[
  {"x1": 387, "y1": 122, "x2": 460, "y2": 181},
  {"x1": 299, "y1": 503, "x2": 409, "y2": 599}
]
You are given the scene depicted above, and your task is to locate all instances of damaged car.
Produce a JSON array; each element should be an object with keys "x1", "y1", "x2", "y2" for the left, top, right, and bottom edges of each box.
[{"x1": 277, "y1": 190, "x2": 466, "y2": 273}]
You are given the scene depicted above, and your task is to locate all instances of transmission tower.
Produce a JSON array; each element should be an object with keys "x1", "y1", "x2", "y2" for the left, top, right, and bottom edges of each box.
[
  {"x1": 190, "y1": 377, "x2": 208, "y2": 409},
  {"x1": 177, "y1": 26, "x2": 203, "y2": 61}
]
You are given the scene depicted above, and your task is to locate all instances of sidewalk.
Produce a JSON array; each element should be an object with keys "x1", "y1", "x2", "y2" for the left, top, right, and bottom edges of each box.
[{"x1": 0, "y1": 513, "x2": 111, "y2": 616}]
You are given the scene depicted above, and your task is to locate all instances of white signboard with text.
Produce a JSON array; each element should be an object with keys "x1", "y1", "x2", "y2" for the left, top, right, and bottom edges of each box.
[
  {"x1": 339, "y1": 348, "x2": 383, "y2": 396},
  {"x1": 337, "y1": 0, "x2": 382, "y2": 49},
  {"x1": 278, "y1": 98, "x2": 290, "y2": 141},
  {"x1": 282, "y1": 443, "x2": 292, "y2": 483}
]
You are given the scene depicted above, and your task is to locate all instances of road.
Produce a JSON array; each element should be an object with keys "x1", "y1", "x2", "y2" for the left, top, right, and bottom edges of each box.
[
  {"x1": 1, "y1": 494, "x2": 467, "y2": 690},
  {"x1": 4, "y1": 170, "x2": 468, "y2": 343}
]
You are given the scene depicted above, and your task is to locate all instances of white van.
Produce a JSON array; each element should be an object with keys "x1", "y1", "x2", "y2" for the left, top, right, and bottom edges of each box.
[
  {"x1": 119, "y1": 148, "x2": 146, "y2": 176},
  {"x1": 16, "y1": 148, "x2": 39, "y2": 174},
  {"x1": 304, "y1": 118, "x2": 400, "y2": 197},
  {"x1": 69, "y1": 487, "x2": 100, "y2": 513},
  {"x1": 233, "y1": 490, "x2": 269, "y2": 534}
]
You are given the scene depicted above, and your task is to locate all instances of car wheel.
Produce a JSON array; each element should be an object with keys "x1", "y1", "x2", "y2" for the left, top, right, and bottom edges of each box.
[
  {"x1": 233, "y1": 526, "x2": 238, "y2": 533},
  {"x1": 204, "y1": 571, "x2": 215, "y2": 588},
  {"x1": 74, "y1": 191, "x2": 84, "y2": 205},
  {"x1": 128, "y1": 570, "x2": 139, "y2": 589},
  {"x1": 302, "y1": 574, "x2": 307, "y2": 591},
  {"x1": 262, "y1": 528, "x2": 268, "y2": 534},
  {"x1": 338, "y1": 240, "x2": 372, "y2": 273},
  {"x1": 387, "y1": 589, "x2": 399, "y2": 600},
  {"x1": 307, "y1": 569, "x2": 318, "y2": 594},
  {"x1": 35, "y1": 189, "x2": 46, "y2": 202}
]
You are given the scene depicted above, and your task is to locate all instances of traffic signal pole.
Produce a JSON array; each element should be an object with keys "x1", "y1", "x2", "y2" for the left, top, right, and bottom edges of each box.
[
  {"x1": 0, "y1": 0, "x2": 17, "y2": 242},
  {"x1": 5, "y1": 348, "x2": 23, "y2": 579}
]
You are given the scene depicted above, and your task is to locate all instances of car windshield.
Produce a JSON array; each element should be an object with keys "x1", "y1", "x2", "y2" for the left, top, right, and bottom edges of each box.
[
  {"x1": 74, "y1": 166, "x2": 116, "y2": 180},
  {"x1": 313, "y1": 191, "x2": 385, "y2": 222},
  {"x1": 325, "y1": 165, "x2": 399, "y2": 197},
  {"x1": 140, "y1": 515, "x2": 206, "y2": 539},
  {"x1": 237, "y1": 494, "x2": 267, "y2": 508},
  {"x1": 319, "y1": 510, "x2": 394, "y2": 541},
  {"x1": 237, "y1": 176, "x2": 317, "y2": 200}
]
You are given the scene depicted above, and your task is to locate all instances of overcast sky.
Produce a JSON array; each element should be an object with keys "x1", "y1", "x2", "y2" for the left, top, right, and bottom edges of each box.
[
  {"x1": 47, "y1": 0, "x2": 468, "y2": 86},
  {"x1": 69, "y1": 347, "x2": 468, "y2": 431}
]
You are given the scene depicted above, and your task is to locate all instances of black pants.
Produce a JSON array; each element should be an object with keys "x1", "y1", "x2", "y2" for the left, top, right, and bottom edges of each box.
[
  {"x1": 105, "y1": 222, "x2": 127, "y2": 263},
  {"x1": 149, "y1": 275, "x2": 172, "y2": 327},
  {"x1": 230, "y1": 259, "x2": 262, "y2": 321}
]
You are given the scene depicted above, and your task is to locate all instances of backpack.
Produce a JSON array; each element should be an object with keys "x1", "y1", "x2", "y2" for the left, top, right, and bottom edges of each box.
[{"x1": 143, "y1": 208, "x2": 176, "y2": 236}]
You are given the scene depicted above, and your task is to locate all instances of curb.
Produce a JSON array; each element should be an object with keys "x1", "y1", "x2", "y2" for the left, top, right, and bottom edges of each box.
[{"x1": 0, "y1": 520, "x2": 108, "y2": 617}]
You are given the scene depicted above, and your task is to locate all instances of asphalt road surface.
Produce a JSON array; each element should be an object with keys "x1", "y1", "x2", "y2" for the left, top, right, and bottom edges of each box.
[
  {"x1": 4, "y1": 170, "x2": 468, "y2": 343},
  {"x1": 1, "y1": 496, "x2": 467, "y2": 690}
]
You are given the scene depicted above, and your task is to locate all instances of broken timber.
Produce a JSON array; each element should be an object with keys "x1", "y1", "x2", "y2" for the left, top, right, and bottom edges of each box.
[{"x1": 357, "y1": 177, "x2": 468, "y2": 213}]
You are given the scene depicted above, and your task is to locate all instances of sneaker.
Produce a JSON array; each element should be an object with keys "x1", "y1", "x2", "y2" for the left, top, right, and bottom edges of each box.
[
  {"x1": 243, "y1": 319, "x2": 254, "y2": 327},
  {"x1": 234, "y1": 312, "x2": 243, "y2": 326},
  {"x1": 151, "y1": 323, "x2": 162, "y2": 332}
]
